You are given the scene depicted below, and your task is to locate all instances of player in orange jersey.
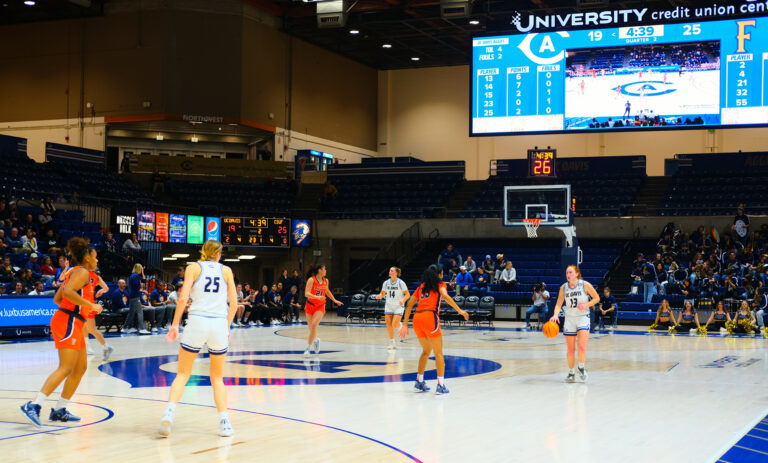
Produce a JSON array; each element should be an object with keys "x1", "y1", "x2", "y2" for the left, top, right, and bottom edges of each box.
[
  {"x1": 400, "y1": 264, "x2": 469, "y2": 394},
  {"x1": 303, "y1": 264, "x2": 343, "y2": 357},
  {"x1": 20, "y1": 238, "x2": 103, "y2": 427}
]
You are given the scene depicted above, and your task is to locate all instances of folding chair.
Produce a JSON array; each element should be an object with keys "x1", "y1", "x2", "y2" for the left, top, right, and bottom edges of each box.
[
  {"x1": 463, "y1": 296, "x2": 480, "y2": 326},
  {"x1": 346, "y1": 294, "x2": 366, "y2": 322},
  {"x1": 475, "y1": 296, "x2": 495, "y2": 326}
]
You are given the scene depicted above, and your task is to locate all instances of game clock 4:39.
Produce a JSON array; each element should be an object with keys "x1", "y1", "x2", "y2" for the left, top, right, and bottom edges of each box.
[{"x1": 528, "y1": 149, "x2": 557, "y2": 177}]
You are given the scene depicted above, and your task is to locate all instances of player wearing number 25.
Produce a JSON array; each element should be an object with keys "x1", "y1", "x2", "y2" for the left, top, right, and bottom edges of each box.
[{"x1": 158, "y1": 240, "x2": 239, "y2": 438}]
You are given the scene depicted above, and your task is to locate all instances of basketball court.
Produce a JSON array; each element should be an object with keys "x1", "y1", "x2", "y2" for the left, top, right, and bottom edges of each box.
[{"x1": 1, "y1": 319, "x2": 766, "y2": 462}]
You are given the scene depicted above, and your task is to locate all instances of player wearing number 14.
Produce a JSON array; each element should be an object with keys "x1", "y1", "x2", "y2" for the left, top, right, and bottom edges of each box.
[{"x1": 158, "y1": 240, "x2": 239, "y2": 438}]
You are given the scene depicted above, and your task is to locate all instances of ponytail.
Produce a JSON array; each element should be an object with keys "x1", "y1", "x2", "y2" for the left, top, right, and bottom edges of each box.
[
  {"x1": 67, "y1": 237, "x2": 94, "y2": 266},
  {"x1": 421, "y1": 264, "x2": 443, "y2": 293},
  {"x1": 200, "y1": 240, "x2": 223, "y2": 261}
]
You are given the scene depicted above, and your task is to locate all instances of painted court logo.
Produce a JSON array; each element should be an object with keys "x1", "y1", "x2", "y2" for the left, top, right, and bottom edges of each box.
[
  {"x1": 99, "y1": 350, "x2": 501, "y2": 387},
  {"x1": 614, "y1": 81, "x2": 677, "y2": 97}
]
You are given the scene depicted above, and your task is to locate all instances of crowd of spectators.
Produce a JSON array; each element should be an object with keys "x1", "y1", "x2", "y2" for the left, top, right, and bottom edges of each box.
[
  {"x1": 631, "y1": 207, "x2": 768, "y2": 330},
  {"x1": 437, "y1": 244, "x2": 517, "y2": 296}
]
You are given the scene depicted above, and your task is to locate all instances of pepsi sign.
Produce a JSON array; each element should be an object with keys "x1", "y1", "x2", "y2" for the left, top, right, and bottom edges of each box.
[{"x1": 205, "y1": 217, "x2": 221, "y2": 242}]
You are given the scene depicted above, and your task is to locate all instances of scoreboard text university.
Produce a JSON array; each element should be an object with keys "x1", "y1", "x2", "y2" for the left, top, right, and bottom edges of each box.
[{"x1": 471, "y1": 14, "x2": 768, "y2": 135}]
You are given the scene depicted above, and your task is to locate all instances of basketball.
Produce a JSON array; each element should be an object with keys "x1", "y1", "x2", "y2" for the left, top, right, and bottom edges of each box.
[{"x1": 542, "y1": 321, "x2": 559, "y2": 338}]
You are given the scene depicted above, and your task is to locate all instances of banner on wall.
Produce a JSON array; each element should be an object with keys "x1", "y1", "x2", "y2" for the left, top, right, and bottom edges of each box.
[
  {"x1": 0, "y1": 296, "x2": 56, "y2": 328},
  {"x1": 291, "y1": 219, "x2": 312, "y2": 247}
]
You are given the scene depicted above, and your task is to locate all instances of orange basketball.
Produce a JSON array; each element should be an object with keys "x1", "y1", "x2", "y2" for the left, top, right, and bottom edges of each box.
[{"x1": 542, "y1": 321, "x2": 559, "y2": 338}]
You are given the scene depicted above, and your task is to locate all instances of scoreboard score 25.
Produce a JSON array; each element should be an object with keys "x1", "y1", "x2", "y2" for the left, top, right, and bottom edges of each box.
[
  {"x1": 222, "y1": 217, "x2": 290, "y2": 247},
  {"x1": 528, "y1": 149, "x2": 557, "y2": 177}
]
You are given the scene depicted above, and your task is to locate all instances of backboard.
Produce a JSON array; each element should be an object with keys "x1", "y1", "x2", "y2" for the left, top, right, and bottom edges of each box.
[{"x1": 503, "y1": 184, "x2": 572, "y2": 227}]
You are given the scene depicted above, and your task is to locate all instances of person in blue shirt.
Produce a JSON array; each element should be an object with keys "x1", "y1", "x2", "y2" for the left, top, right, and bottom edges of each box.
[
  {"x1": 596, "y1": 287, "x2": 616, "y2": 330},
  {"x1": 251, "y1": 285, "x2": 270, "y2": 326},
  {"x1": 139, "y1": 283, "x2": 157, "y2": 332},
  {"x1": 150, "y1": 282, "x2": 173, "y2": 330},
  {"x1": 438, "y1": 244, "x2": 461, "y2": 274},
  {"x1": 455, "y1": 266, "x2": 473, "y2": 297},
  {"x1": 171, "y1": 267, "x2": 184, "y2": 289},
  {"x1": 111, "y1": 279, "x2": 130, "y2": 311},
  {"x1": 267, "y1": 284, "x2": 283, "y2": 326},
  {"x1": 641, "y1": 257, "x2": 658, "y2": 303},
  {"x1": 25, "y1": 253, "x2": 43, "y2": 280},
  {"x1": 285, "y1": 285, "x2": 301, "y2": 323},
  {"x1": 122, "y1": 264, "x2": 149, "y2": 334},
  {"x1": 472, "y1": 267, "x2": 490, "y2": 296}
]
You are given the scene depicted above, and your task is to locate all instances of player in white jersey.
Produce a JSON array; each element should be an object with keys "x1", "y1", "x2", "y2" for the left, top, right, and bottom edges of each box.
[
  {"x1": 375, "y1": 267, "x2": 410, "y2": 350},
  {"x1": 158, "y1": 240, "x2": 238, "y2": 438},
  {"x1": 549, "y1": 265, "x2": 600, "y2": 383}
]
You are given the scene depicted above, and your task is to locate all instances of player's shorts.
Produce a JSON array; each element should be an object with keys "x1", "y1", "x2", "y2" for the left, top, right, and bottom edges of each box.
[
  {"x1": 413, "y1": 311, "x2": 441, "y2": 338},
  {"x1": 51, "y1": 308, "x2": 86, "y2": 350},
  {"x1": 563, "y1": 315, "x2": 590, "y2": 336},
  {"x1": 385, "y1": 305, "x2": 404, "y2": 316},
  {"x1": 305, "y1": 300, "x2": 326, "y2": 316},
  {"x1": 180, "y1": 313, "x2": 229, "y2": 355}
]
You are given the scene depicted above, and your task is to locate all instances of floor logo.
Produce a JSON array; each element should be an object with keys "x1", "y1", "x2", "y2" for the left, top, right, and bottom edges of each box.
[
  {"x1": 614, "y1": 80, "x2": 676, "y2": 97},
  {"x1": 98, "y1": 350, "x2": 502, "y2": 387}
]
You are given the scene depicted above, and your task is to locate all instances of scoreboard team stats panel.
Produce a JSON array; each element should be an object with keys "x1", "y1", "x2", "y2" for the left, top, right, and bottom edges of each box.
[
  {"x1": 221, "y1": 217, "x2": 290, "y2": 248},
  {"x1": 471, "y1": 15, "x2": 768, "y2": 134}
]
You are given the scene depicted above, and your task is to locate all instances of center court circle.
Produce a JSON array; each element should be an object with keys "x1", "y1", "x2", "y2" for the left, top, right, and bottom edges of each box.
[{"x1": 98, "y1": 350, "x2": 501, "y2": 388}]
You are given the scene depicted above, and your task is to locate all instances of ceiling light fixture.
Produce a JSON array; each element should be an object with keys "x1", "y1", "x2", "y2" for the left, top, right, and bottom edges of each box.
[
  {"x1": 162, "y1": 257, "x2": 176, "y2": 261},
  {"x1": 171, "y1": 253, "x2": 189, "y2": 258},
  {"x1": 469, "y1": 19, "x2": 480, "y2": 25},
  {"x1": 191, "y1": 135, "x2": 199, "y2": 143},
  {"x1": 24, "y1": 0, "x2": 35, "y2": 5},
  {"x1": 411, "y1": 57, "x2": 420, "y2": 61},
  {"x1": 382, "y1": 43, "x2": 392, "y2": 49},
  {"x1": 223, "y1": 258, "x2": 239, "y2": 262},
  {"x1": 238, "y1": 255, "x2": 256, "y2": 260},
  {"x1": 349, "y1": 29, "x2": 360, "y2": 35},
  {"x1": 156, "y1": 134, "x2": 164, "y2": 141}
]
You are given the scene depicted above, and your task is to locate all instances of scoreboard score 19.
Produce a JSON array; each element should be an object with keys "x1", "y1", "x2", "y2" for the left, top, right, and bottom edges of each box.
[
  {"x1": 528, "y1": 149, "x2": 556, "y2": 177},
  {"x1": 221, "y1": 217, "x2": 290, "y2": 247}
]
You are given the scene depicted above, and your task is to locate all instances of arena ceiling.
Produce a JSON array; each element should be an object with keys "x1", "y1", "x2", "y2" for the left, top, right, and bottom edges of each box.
[{"x1": 2, "y1": 0, "x2": 700, "y2": 69}]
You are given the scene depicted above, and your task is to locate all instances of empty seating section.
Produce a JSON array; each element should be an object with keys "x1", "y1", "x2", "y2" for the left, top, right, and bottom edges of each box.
[
  {"x1": 660, "y1": 169, "x2": 768, "y2": 216},
  {"x1": 0, "y1": 144, "x2": 79, "y2": 198},
  {"x1": 459, "y1": 171, "x2": 642, "y2": 218},
  {"x1": 167, "y1": 180, "x2": 295, "y2": 215},
  {"x1": 48, "y1": 158, "x2": 154, "y2": 202},
  {"x1": 322, "y1": 173, "x2": 462, "y2": 219}
]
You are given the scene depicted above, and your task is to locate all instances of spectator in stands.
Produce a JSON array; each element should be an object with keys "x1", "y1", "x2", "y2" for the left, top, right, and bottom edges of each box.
[
  {"x1": 0, "y1": 256, "x2": 13, "y2": 283},
  {"x1": 463, "y1": 256, "x2": 477, "y2": 275},
  {"x1": 150, "y1": 282, "x2": 173, "y2": 330},
  {"x1": 0, "y1": 230, "x2": 8, "y2": 256},
  {"x1": 679, "y1": 279, "x2": 696, "y2": 303},
  {"x1": 675, "y1": 300, "x2": 700, "y2": 333},
  {"x1": 732, "y1": 206, "x2": 750, "y2": 247},
  {"x1": 25, "y1": 253, "x2": 42, "y2": 280},
  {"x1": 152, "y1": 168, "x2": 165, "y2": 194},
  {"x1": 6, "y1": 203, "x2": 19, "y2": 228},
  {"x1": 122, "y1": 233, "x2": 142, "y2": 263},
  {"x1": 19, "y1": 213, "x2": 38, "y2": 237},
  {"x1": 499, "y1": 261, "x2": 517, "y2": 291},
  {"x1": 55, "y1": 193, "x2": 67, "y2": 205},
  {"x1": 252, "y1": 285, "x2": 270, "y2": 326},
  {"x1": 239, "y1": 283, "x2": 257, "y2": 326},
  {"x1": 121, "y1": 154, "x2": 131, "y2": 173},
  {"x1": 17, "y1": 268, "x2": 35, "y2": 293},
  {"x1": 5, "y1": 227, "x2": 23, "y2": 252},
  {"x1": 656, "y1": 262, "x2": 668, "y2": 295},
  {"x1": 38, "y1": 209, "x2": 55, "y2": 234},
  {"x1": 289, "y1": 270, "x2": 302, "y2": 296},
  {"x1": 232, "y1": 284, "x2": 246, "y2": 327},
  {"x1": 102, "y1": 232, "x2": 118, "y2": 254},
  {"x1": 38, "y1": 229, "x2": 61, "y2": 255},
  {"x1": 651, "y1": 299, "x2": 676, "y2": 331},
  {"x1": 438, "y1": 244, "x2": 461, "y2": 274},
  {"x1": 0, "y1": 200, "x2": 9, "y2": 226},
  {"x1": 472, "y1": 267, "x2": 490, "y2": 296},
  {"x1": 52, "y1": 255, "x2": 69, "y2": 289},
  {"x1": 139, "y1": 283, "x2": 158, "y2": 332},
  {"x1": 40, "y1": 256, "x2": 56, "y2": 283},
  {"x1": 20, "y1": 228, "x2": 37, "y2": 253},
  {"x1": 455, "y1": 266, "x2": 473, "y2": 297},
  {"x1": 171, "y1": 267, "x2": 184, "y2": 288},
  {"x1": 286, "y1": 285, "x2": 301, "y2": 323},
  {"x1": 71, "y1": 191, "x2": 81, "y2": 205},
  {"x1": 524, "y1": 282, "x2": 549, "y2": 330},
  {"x1": 641, "y1": 256, "x2": 658, "y2": 303},
  {"x1": 596, "y1": 287, "x2": 616, "y2": 329},
  {"x1": 111, "y1": 279, "x2": 130, "y2": 313},
  {"x1": 278, "y1": 269, "x2": 290, "y2": 292},
  {"x1": 493, "y1": 254, "x2": 506, "y2": 282},
  {"x1": 122, "y1": 264, "x2": 149, "y2": 334},
  {"x1": 28, "y1": 281, "x2": 46, "y2": 296},
  {"x1": 724, "y1": 252, "x2": 741, "y2": 276},
  {"x1": 752, "y1": 287, "x2": 767, "y2": 331},
  {"x1": 11, "y1": 281, "x2": 26, "y2": 295},
  {"x1": 0, "y1": 284, "x2": 6, "y2": 296},
  {"x1": 482, "y1": 255, "x2": 494, "y2": 276},
  {"x1": 704, "y1": 301, "x2": 730, "y2": 333}
]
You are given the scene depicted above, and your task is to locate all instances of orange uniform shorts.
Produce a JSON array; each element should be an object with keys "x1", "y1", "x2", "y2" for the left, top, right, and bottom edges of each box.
[
  {"x1": 50, "y1": 309, "x2": 86, "y2": 350},
  {"x1": 413, "y1": 311, "x2": 441, "y2": 338},
  {"x1": 305, "y1": 300, "x2": 326, "y2": 316}
]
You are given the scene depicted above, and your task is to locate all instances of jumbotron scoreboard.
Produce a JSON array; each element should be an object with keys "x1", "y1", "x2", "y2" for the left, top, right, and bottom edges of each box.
[
  {"x1": 472, "y1": 14, "x2": 768, "y2": 134},
  {"x1": 221, "y1": 217, "x2": 290, "y2": 248}
]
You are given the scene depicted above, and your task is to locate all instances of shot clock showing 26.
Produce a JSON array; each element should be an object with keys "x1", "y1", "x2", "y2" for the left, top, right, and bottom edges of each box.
[{"x1": 471, "y1": 14, "x2": 768, "y2": 135}]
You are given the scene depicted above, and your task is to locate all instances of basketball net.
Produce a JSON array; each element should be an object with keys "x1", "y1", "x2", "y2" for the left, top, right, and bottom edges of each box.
[{"x1": 523, "y1": 218, "x2": 541, "y2": 238}]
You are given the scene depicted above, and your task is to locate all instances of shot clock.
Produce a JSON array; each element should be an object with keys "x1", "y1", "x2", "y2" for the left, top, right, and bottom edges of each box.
[{"x1": 528, "y1": 149, "x2": 557, "y2": 177}]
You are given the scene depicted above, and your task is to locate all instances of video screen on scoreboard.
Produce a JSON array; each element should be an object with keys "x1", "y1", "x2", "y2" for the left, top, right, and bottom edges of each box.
[
  {"x1": 136, "y1": 211, "x2": 155, "y2": 242},
  {"x1": 155, "y1": 213, "x2": 169, "y2": 243},
  {"x1": 169, "y1": 214, "x2": 187, "y2": 243},
  {"x1": 471, "y1": 16, "x2": 768, "y2": 135},
  {"x1": 187, "y1": 215, "x2": 204, "y2": 244}
]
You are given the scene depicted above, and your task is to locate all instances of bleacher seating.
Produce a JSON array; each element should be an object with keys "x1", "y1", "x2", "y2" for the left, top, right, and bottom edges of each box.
[
  {"x1": 167, "y1": 179, "x2": 295, "y2": 215},
  {"x1": 659, "y1": 169, "x2": 768, "y2": 216},
  {"x1": 48, "y1": 158, "x2": 155, "y2": 203}
]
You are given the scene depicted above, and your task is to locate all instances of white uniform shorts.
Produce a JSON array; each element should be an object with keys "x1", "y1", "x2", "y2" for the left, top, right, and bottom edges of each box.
[
  {"x1": 385, "y1": 305, "x2": 404, "y2": 316},
  {"x1": 180, "y1": 314, "x2": 229, "y2": 355},
  {"x1": 563, "y1": 314, "x2": 590, "y2": 336}
]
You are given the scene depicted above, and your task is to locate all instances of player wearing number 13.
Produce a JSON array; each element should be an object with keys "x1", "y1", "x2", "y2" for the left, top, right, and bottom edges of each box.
[
  {"x1": 549, "y1": 265, "x2": 600, "y2": 383},
  {"x1": 158, "y1": 240, "x2": 238, "y2": 438}
]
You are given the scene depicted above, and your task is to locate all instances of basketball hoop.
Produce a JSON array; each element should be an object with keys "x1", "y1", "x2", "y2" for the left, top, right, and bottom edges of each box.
[{"x1": 523, "y1": 218, "x2": 541, "y2": 238}]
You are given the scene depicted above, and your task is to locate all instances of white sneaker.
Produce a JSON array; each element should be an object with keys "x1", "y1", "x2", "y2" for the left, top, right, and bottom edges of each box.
[
  {"x1": 387, "y1": 340, "x2": 396, "y2": 350},
  {"x1": 219, "y1": 417, "x2": 234, "y2": 437},
  {"x1": 275, "y1": 320, "x2": 282, "y2": 325},
  {"x1": 312, "y1": 338, "x2": 320, "y2": 355},
  {"x1": 304, "y1": 348, "x2": 311, "y2": 358},
  {"x1": 248, "y1": 321, "x2": 256, "y2": 326},
  {"x1": 163, "y1": 324, "x2": 169, "y2": 330},
  {"x1": 294, "y1": 318, "x2": 299, "y2": 323},
  {"x1": 138, "y1": 329, "x2": 150, "y2": 335},
  {"x1": 256, "y1": 321, "x2": 263, "y2": 326},
  {"x1": 103, "y1": 345, "x2": 114, "y2": 361},
  {"x1": 720, "y1": 327, "x2": 727, "y2": 334},
  {"x1": 689, "y1": 328, "x2": 697, "y2": 334},
  {"x1": 158, "y1": 413, "x2": 173, "y2": 437},
  {"x1": 151, "y1": 327, "x2": 158, "y2": 333},
  {"x1": 124, "y1": 328, "x2": 137, "y2": 334}
]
